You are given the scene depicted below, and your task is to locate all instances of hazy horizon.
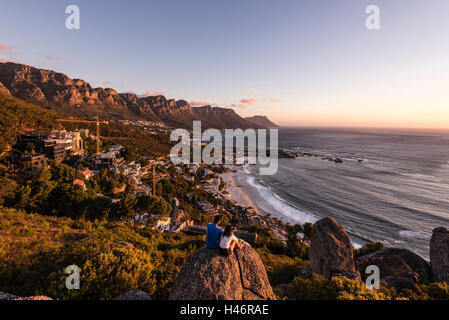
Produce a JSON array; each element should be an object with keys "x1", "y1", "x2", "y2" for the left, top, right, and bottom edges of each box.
[{"x1": 1, "y1": 0, "x2": 448, "y2": 128}]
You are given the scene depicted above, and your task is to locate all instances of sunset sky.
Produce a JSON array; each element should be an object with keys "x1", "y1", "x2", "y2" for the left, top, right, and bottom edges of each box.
[{"x1": 1, "y1": 0, "x2": 448, "y2": 128}]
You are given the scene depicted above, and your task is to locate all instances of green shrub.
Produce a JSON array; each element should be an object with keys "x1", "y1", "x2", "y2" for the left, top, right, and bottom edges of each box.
[
  {"x1": 354, "y1": 242, "x2": 385, "y2": 258},
  {"x1": 288, "y1": 273, "x2": 393, "y2": 300}
]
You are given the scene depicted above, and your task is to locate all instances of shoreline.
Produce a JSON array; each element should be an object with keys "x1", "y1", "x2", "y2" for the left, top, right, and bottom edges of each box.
[
  {"x1": 219, "y1": 166, "x2": 271, "y2": 217},
  {"x1": 219, "y1": 165, "x2": 365, "y2": 249}
]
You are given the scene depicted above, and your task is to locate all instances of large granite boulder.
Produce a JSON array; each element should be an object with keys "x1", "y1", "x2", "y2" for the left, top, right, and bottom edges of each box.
[
  {"x1": 355, "y1": 248, "x2": 430, "y2": 290},
  {"x1": 0, "y1": 291, "x2": 52, "y2": 300},
  {"x1": 14, "y1": 296, "x2": 53, "y2": 300},
  {"x1": 169, "y1": 242, "x2": 276, "y2": 300},
  {"x1": 430, "y1": 227, "x2": 449, "y2": 283},
  {"x1": 0, "y1": 291, "x2": 19, "y2": 300},
  {"x1": 113, "y1": 290, "x2": 152, "y2": 300},
  {"x1": 309, "y1": 217, "x2": 358, "y2": 279}
]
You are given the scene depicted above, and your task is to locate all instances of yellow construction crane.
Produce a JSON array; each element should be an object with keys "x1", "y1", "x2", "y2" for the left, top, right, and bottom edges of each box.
[
  {"x1": 56, "y1": 116, "x2": 109, "y2": 154},
  {"x1": 142, "y1": 162, "x2": 159, "y2": 197}
]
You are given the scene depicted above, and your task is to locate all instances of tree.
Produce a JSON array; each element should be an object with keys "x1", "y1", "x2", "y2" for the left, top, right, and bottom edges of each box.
[
  {"x1": 46, "y1": 184, "x2": 90, "y2": 218},
  {"x1": 110, "y1": 194, "x2": 137, "y2": 220},
  {"x1": 136, "y1": 195, "x2": 171, "y2": 216},
  {"x1": 13, "y1": 185, "x2": 32, "y2": 210},
  {"x1": 303, "y1": 222, "x2": 313, "y2": 241},
  {"x1": 85, "y1": 197, "x2": 113, "y2": 220}
]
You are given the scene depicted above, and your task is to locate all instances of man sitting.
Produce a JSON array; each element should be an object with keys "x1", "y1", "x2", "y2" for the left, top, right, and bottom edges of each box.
[{"x1": 206, "y1": 215, "x2": 223, "y2": 248}]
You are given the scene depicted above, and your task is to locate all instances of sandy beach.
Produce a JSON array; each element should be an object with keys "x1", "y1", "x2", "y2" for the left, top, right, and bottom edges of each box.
[
  {"x1": 220, "y1": 165, "x2": 319, "y2": 227},
  {"x1": 220, "y1": 166, "x2": 267, "y2": 215}
]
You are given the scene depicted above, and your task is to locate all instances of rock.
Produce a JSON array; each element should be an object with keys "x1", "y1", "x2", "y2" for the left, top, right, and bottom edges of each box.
[
  {"x1": 430, "y1": 227, "x2": 449, "y2": 283},
  {"x1": 309, "y1": 217, "x2": 357, "y2": 279},
  {"x1": 0, "y1": 291, "x2": 19, "y2": 300},
  {"x1": 14, "y1": 296, "x2": 53, "y2": 300},
  {"x1": 382, "y1": 275, "x2": 417, "y2": 291},
  {"x1": 169, "y1": 242, "x2": 276, "y2": 300},
  {"x1": 331, "y1": 271, "x2": 361, "y2": 280},
  {"x1": 0, "y1": 292, "x2": 53, "y2": 300},
  {"x1": 355, "y1": 248, "x2": 430, "y2": 291},
  {"x1": 118, "y1": 241, "x2": 135, "y2": 249},
  {"x1": 356, "y1": 248, "x2": 430, "y2": 281},
  {"x1": 298, "y1": 264, "x2": 312, "y2": 279},
  {"x1": 113, "y1": 290, "x2": 152, "y2": 300}
]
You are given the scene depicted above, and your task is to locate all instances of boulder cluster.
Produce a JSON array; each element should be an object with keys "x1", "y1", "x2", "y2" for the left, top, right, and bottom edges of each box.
[{"x1": 306, "y1": 216, "x2": 449, "y2": 291}]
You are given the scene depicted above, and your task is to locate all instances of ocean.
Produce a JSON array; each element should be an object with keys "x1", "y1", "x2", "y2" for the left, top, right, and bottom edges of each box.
[{"x1": 240, "y1": 127, "x2": 449, "y2": 259}]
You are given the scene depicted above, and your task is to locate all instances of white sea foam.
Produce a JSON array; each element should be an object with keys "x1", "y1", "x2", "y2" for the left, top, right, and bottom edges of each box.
[
  {"x1": 398, "y1": 230, "x2": 430, "y2": 240},
  {"x1": 244, "y1": 174, "x2": 318, "y2": 225},
  {"x1": 243, "y1": 164, "x2": 251, "y2": 175},
  {"x1": 352, "y1": 242, "x2": 363, "y2": 249}
]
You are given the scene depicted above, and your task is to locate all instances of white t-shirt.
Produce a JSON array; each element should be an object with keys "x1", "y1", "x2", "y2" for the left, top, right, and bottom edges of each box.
[{"x1": 219, "y1": 234, "x2": 238, "y2": 249}]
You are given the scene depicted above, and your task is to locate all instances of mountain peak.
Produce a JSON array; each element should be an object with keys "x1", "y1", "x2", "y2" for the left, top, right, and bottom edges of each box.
[{"x1": 244, "y1": 115, "x2": 280, "y2": 128}]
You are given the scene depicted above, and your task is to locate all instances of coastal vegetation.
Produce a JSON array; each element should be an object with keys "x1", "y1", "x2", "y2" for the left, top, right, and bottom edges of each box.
[
  {"x1": 0, "y1": 206, "x2": 203, "y2": 300},
  {"x1": 1, "y1": 82, "x2": 449, "y2": 301}
]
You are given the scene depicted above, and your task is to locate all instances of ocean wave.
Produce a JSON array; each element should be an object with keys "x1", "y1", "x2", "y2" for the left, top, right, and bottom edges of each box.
[
  {"x1": 398, "y1": 230, "x2": 430, "y2": 240},
  {"x1": 244, "y1": 174, "x2": 318, "y2": 225}
]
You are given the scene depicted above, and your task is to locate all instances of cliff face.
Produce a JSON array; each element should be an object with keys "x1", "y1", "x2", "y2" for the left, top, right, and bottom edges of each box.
[{"x1": 0, "y1": 62, "x2": 267, "y2": 129}]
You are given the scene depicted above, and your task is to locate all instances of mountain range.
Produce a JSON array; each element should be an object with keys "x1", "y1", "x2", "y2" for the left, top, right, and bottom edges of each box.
[{"x1": 0, "y1": 62, "x2": 278, "y2": 129}]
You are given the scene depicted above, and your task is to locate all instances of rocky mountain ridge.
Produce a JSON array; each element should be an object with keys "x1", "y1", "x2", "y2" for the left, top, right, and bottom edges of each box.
[{"x1": 0, "y1": 62, "x2": 275, "y2": 129}]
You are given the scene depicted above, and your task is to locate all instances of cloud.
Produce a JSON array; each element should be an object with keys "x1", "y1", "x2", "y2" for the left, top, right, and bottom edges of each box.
[
  {"x1": 190, "y1": 100, "x2": 218, "y2": 107},
  {"x1": 229, "y1": 104, "x2": 248, "y2": 109},
  {"x1": 138, "y1": 91, "x2": 164, "y2": 98},
  {"x1": 45, "y1": 55, "x2": 62, "y2": 61},
  {"x1": 269, "y1": 97, "x2": 280, "y2": 103},
  {"x1": 0, "y1": 58, "x2": 19, "y2": 63},
  {"x1": 102, "y1": 81, "x2": 113, "y2": 86},
  {"x1": 245, "y1": 88, "x2": 257, "y2": 94},
  {"x1": 240, "y1": 98, "x2": 256, "y2": 105},
  {"x1": 0, "y1": 43, "x2": 18, "y2": 55}
]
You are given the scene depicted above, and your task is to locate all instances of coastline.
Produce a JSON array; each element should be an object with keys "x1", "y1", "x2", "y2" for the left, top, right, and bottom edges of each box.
[
  {"x1": 219, "y1": 165, "x2": 319, "y2": 225},
  {"x1": 220, "y1": 164, "x2": 365, "y2": 249},
  {"x1": 220, "y1": 166, "x2": 271, "y2": 217}
]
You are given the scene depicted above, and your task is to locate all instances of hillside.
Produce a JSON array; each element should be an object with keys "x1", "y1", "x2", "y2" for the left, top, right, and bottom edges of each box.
[
  {"x1": 0, "y1": 93, "x2": 61, "y2": 152},
  {"x1": 0, "y1": 62, "x2": 274, "y2": 129},
  {"x1": 244, "y1": 116, "x2": 280, "y2": 129},
  {"x1": 0, "y1": 93, "x2": 172, "y2": 156}
]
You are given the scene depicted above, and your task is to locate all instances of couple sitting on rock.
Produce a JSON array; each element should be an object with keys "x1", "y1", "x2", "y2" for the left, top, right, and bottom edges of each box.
[{"x1": 206, "y1": 215, "x2": 244, "y2": 256}]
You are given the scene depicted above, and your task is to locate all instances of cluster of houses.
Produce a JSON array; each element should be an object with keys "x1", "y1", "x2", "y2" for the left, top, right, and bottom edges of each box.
[
  {"x1": 116, "y1": 120, "x2": 171, "y2": 135},
  {"x1": 244, "y1": 207, "x2": 288, "y2": 242},
  {"x1": 8, "y1": 129, "x2": 272, "y2": 246}
]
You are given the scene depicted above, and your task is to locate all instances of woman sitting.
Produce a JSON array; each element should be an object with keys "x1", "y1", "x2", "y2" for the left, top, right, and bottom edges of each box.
[{"x1": 219, "y1": 225, "x2": 243, "y2": 256}]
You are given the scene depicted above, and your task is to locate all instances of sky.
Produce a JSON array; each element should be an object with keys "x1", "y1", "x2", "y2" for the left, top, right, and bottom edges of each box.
[{"x1": 0, "y1": 0, "x2": 448, "y2": 128}]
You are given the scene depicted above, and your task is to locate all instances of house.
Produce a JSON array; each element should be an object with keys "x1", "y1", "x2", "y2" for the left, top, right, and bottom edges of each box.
[
  {"x1": 81, "y1": 168, "x2": 94, "y2": 179},
  {"x1": 94, "y1": 152, "x2": 118, "y2": 169},
  {"x1": 186, "y1": 225, "x2": 207, "y2": 235},
  {"x1": 72, "y1": 179, "x2": 87, "y2": 190},
  {"x1": 197, "y1": 200, "x2": 219, "y2": 216},
  {"x1": 153, "y1": 216, "x2": 171, "y2": 232},
  {"x1": 18, "y1": 154, "x2": 47, "y2": 172},
  {"x1": 170, "y1": 220, "x2": 193, "y2": 233},
  {"x1": 235, "y1": 230, "x2": 258, "y2": 246},
  {"x1": 134, "y1": 185, "x2": 151, "y2": 196}
]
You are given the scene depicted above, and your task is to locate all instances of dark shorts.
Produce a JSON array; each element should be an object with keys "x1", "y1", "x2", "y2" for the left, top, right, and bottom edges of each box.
[{"x1": 218, "y1": 247, "x2": 231, "y2": 256}]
